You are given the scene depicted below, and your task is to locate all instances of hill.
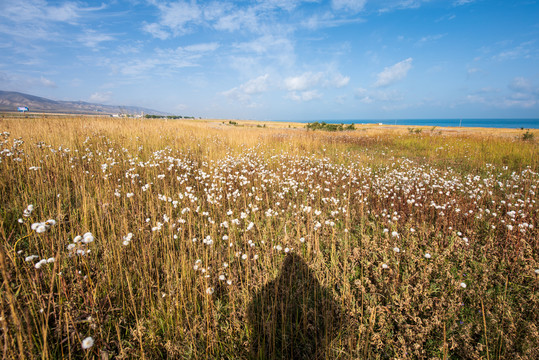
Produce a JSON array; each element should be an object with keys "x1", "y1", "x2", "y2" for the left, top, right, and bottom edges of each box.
[{"x1": 0, "y1": 90, "x2": 168, "y2": 116}]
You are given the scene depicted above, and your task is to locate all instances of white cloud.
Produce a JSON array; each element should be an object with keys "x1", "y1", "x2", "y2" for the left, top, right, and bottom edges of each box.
[
  {"x1": 332, "y1": 0, "x2": 367, "y2": 13},
  {"x1": 223, "y1": 74, "x2": 270, "y2": 103},
  {"x1": 509, "y1": 77, "x2": 533, "y2": 93},
  {"x1": 118, "y1": 42, "x2": 219, "y2": 76},
  {"x1": 284, "y1": 72, "x2": 323, "y2": 91},
  {"x1": 493, "y1": 41, "x2": 536, "y2": 61},
  {"x1": 355, "y1": 87, "x2": 404, "y2": 103},
  {"x1": 301, "y1": 12, "x2": 365, "y2": 31},
  {"x1": 355, "y1": 88, "x2": 374, "y2": 104},
  {"x1": 465, "y1": 77, "x2": 538, "y2": 109},
  {"x1": 142, "y1": 23, "x2": 169, "y2": 40},
  {"x1": 184, "y1": 42, "x2": 220, "y2": 52},
  {"x1": 377, "y1": 0, "x2": 428, "y2": 13},
  {"x1": 454, "y1": 0, "x2": 475, "y2": 6},
  {"x1": 0, "y1": 0, "x2": 105, "y2": 41},
  {"x1": 89, "y1": 91, "x2": 112, "y2": 103},
  {"x1": 143, "y1": 1, "x2": 293, "y2": 39},
  {"x1": 231, "y1": 35, "x2": 296, "y2": 69},
  {"x1": 287, "y1": 90, "x2": 322, "y2": 102},
  {"x1": 155, "y1": 1, "x2": 202, "y2": 37},
  {"x1": 241, "y1": 74, "x2": 271, "y2": 94},
  {"x1": 214, "y1": 8, "x2": 258, "y2": 32},
  {"x1": 326, "y1": 73, "x2": 350, "y2": 88},
  {"x1": 0, "y1": 71, "x2": 56, "y2": 89},
  {"x1": 39, "y1": 76, "x2": 56, "y2": 88},
  {"x1": 78, "y1": 30, "x2": 114, "y2": 49},
  {"x1": 373, "y1": 57, "x2": 413, "y2": 87},
  {"x1": 415, "y1": 33, "x2": 446, "y2": 46},
  {"x1": 0, "y1": 0, "x2": 87, "y2": 23}
]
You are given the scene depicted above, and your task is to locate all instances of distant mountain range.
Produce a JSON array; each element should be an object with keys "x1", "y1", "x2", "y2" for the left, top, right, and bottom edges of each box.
[{"x1": 0, "y1": 90, "x2": 168, "y2": 116}]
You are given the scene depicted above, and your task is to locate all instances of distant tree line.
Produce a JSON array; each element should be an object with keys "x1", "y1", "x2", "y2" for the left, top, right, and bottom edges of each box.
[
  {"x1": 144, "y1": 114, "x2": 196, "y2": 119},
  {"x1": 305, "y1": 122, "x2": 355, "y2": 132}
]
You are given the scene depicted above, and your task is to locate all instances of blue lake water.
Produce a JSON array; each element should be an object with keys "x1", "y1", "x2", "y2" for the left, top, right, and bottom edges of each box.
[{"x1": 277, "y1": 119, "x2": 539, "y2": 129}]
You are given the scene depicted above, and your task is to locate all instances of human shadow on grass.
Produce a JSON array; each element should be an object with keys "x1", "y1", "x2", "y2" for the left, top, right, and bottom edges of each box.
[{"x1": 247, "y1": 253, "x2": 343, "y2": 360}]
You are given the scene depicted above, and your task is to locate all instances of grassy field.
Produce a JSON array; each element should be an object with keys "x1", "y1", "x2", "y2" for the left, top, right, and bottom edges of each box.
[{"x1": 1, "y1": 115, "x2": 538, "y2": 359}]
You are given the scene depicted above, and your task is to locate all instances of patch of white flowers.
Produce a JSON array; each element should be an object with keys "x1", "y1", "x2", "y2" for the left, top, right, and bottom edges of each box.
[{"x1": 31, "y1": 219, "x2": 56, "y2": 233}]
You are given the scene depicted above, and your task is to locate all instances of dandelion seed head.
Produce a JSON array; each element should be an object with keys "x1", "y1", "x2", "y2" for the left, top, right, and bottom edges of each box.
[
  {"x1": 460, "y1": 282, "x2": 467, "y2": 288},
  {"x1": 393, "y1": 247, "x2": 400, "y2": 253},
  {"x1": 424, "y1": 253, "x2": 431, "y2": 259},
  {"x1": 35, "y1": 259, "x2": 47, "y2": 269},
  {"x1": 81, "y1": 337, "x2": 94, "y2": 349},
  {"x1": 382, "y1": 263, "x2": 388, "y2": 269},
  {"x1": 206, "y1": 287, "x2": 214, "y2": 295}
]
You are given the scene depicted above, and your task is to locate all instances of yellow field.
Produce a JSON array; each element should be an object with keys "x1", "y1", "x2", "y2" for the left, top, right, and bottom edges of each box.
[{"x1": 0, "y1": 115, "x2": 538, "y2": 359}]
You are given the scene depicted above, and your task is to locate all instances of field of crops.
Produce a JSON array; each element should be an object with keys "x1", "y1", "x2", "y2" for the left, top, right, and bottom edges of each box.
[{"x1": 1, "y1": 116, "x2": 538, "y2": 359}]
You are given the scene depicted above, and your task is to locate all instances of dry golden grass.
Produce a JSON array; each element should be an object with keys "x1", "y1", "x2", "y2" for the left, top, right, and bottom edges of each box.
[{"x1": 0, "y1": 115, "x2": 538, "y2": 359}]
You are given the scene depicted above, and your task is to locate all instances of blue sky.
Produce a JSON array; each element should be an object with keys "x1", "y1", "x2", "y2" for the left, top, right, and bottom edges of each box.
[{"x1": 1, "y1": 0, "x2": 538, "y2": 120}]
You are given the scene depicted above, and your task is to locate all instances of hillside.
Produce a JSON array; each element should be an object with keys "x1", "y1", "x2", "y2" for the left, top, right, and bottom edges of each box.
[{"x1": 0, "y1": 90, "x2": 168, "y2": 116}]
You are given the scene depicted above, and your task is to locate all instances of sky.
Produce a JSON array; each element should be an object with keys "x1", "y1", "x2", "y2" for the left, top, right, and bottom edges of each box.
[{"x1": 1, "y1": 0, "x2": 538, "y2": 120}]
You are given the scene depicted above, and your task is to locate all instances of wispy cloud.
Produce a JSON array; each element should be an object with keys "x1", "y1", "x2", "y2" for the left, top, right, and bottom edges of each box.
[
  {"x1": 355, "y1": 87, "x2": 404, "y2": 103},
  {"x1": 78, "y1": 30, "x2": 114, "y2": 49},
  {"x1": 326, "y1": 73, "x2": 350, "y2": 88},
  {"x1": 0, "y1": 71, "x2": 56, "y2": 90},
  {"x1": 284, "y1": 72, "x2": 324, "y2": 91},
  {"x1": 415, "y1": 33, "x2": 446, "y2": 46},
  {"x1": 373, "y1": 58, "x2": 413, "y2": 87},
  {"x1": 118, "y1": 42, "x2": 220, "y2": 76},
  {"x1": 39, "y1": 76, "x2": 56, "y2": 88},
  {"x1": 465, "y1": 77, "x2": 539, "y2": 109},
  {"x1": 143, "y1": 1, "x2": 202, "y2": 38},
  {"x1": 286, "y1": 90, "x2": 322, "y2": 102},
  {"x1": 377, "y1": 0, "x2": 430, "y2": 13},
  {"x1": 222, "y1": 74, "x2": 270, "y2": 103},
  {"x1": 332, "y1": 0, "x2": 367, "y2": 13},
  {"x1": 493, "y1": 41, "x2": 536, "y2": 61},
  {"x1": 0, "y1": 0, "x2": 106, "y2": 41},
  {"x1": 453, "y1": 0, "x2": 476, "y2": 6},
  {"x1": 89, "y1": 91, "x2": 112, "y2": 103}
]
